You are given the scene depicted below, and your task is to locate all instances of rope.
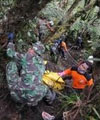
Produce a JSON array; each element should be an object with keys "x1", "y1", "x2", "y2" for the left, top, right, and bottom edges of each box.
[
  {"x1": 66, "y1": 50, "x2": 78, "y2": 65},
  {"x1": 63, "y1": 46, "x2": 78, "y2": 66}
]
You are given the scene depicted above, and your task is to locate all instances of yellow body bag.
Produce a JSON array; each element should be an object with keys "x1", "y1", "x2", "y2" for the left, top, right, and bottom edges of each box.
[{"x1": 42, "y1": 71, "x2": 65, "y2": 90}]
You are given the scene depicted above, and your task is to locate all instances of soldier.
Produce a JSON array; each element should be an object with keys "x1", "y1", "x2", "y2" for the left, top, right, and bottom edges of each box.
[
  {"x1": 37, "y1": 15, "x2": 54, "y2": 42},
  {"x1": 6, "y1": 33, "x2": 55, "y2": 106},
  {"x1": 75, "y1": 33, "x2": 83, "y2": 49}
]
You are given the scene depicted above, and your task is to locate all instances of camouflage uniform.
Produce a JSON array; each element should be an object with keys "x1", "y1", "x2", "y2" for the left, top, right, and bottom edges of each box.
[
  {"x1": 38, "y1": 19, "x2": 48, "y2": 41},
  {"x1": 6, "y1": 41, "x2": 48, "y2": 106}
]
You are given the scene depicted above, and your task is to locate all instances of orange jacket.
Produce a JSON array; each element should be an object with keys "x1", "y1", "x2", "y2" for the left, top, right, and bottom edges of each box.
[
  {"x1": 60, "y1": 41, "x2": 68, "y2": 51},
  {"x1": 63, "y1": 67, "x2": 93, "y2": 89}
]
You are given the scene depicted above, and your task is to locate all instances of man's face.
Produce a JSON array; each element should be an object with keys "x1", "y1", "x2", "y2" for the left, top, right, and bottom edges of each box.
[{"x1": 78, "y1": 63, "x2": 89, "y2": 74}]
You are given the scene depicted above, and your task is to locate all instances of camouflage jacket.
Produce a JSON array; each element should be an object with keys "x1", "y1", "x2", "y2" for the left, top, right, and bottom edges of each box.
[{"x1": 6, "y1": 42, "x2": 48, "y2": 106}]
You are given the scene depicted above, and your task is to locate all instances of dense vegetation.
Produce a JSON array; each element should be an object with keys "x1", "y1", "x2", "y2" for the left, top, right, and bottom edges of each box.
[{"x1": 0, "y1": 0, "x2": 100, "y2": 120}]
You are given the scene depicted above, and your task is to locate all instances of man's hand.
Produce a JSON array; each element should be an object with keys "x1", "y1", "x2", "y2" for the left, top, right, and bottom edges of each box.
[
  {"x1": 58, "y1": 72, "x2": 65, "y2": 77},
  {"x1": 46, "y1": 23, "x2": 54, "y2": 32},
  {"x1": 50, "y1": 28, "x2": 54, "y2": 32}
]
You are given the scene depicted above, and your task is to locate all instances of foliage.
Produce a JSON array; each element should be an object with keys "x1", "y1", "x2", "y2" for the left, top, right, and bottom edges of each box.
[
  {"x1": 0, "y1": 0, "x2": 16, "y2": 20},
  {"x1": 0, "y1": 0, "x2": 100, "y2": 120},
  {"x1": 41, "y1": 1, "x2": 64, "y2": 21},
  {"x1": 69, "y1": 5, "x2": 100, "y2": 58},
  {"x1": 59, "y1": 92, "x2": 80, "y2": 110},
  {"x1": 15, "y1": 0, "x2": 65, "y2": 52}
]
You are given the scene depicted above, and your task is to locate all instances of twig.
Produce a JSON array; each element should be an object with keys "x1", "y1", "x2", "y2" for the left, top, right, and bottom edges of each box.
[
  {"x1": 0, "y1": 93, "x2": 9, "y2": 101},
  {"x1": 0, "y1": 41, "x2": 8, "y2": 50},
  {"x1": 87, "y1": 86, "x2": 93, "y2": 101},
  {"x1": 65, "y1": 51, "x2": 78, "y2": 65},
  {"x1": 88, "y1": 92, "x2": 100, "y2": 103},
  {"x1": 92, "y1": 107, "x2": 100, "y2": 119},
  {"x1": 73, "y1": 108, "x2": 80, "y2": 119}
]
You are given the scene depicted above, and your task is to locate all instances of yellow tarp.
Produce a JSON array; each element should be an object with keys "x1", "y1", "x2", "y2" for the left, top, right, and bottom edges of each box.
[
  {"x1": 43, "y1": 60, "x2": 48, "y2": 65},
  {"x1": 42, "y1": 71, "x2": 65, "y2": 90}
]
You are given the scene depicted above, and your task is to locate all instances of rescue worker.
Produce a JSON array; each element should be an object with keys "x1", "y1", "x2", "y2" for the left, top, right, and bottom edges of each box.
[
  {"x1": 58, "y1": 39, "x2": 68, "y2": 58},
  {"x1": 37, "y1": 15, "x2": 54, "y2": 42},
  {"x1": 50, "y1": 34, "x2": 68, "y2": 62},
  {"x1": 58, "y1": 61, "x2": 94, "y2": 93},
  {"x1": 6, "y1": 33, "x2": 55, "y2": 106}
]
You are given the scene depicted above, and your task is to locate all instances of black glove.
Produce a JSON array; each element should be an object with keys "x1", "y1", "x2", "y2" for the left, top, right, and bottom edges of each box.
[{"x1": 8, "y1": 32, "x2": 14, "y2": 43}]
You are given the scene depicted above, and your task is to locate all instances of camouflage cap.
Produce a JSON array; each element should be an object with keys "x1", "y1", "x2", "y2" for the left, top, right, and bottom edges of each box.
[{"x1": 33, "y1": 41, "x2": 45, "y2": 55}]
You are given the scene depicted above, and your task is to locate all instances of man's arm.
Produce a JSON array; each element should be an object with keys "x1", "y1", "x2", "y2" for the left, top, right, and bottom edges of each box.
[
  {"x1": 87, "y1": 78, "x2": 94, "y2": 86},
  {"x1": 46, "y1": 22, "x2": 54, "y2": 32},
  {"x1": 84, "y1": 72, "x2": 94, "y2": 87},
  {"x1": 58, "y1": 68, "x2": 72, "y2": 77},
  {"x1": 7, "y1": 42, "x2": 22, "y2": 60}
]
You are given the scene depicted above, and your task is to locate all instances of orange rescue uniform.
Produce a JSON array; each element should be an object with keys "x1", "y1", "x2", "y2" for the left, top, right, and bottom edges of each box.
[
  {"x1": 60, "y1": 41, "x2": 68, "y2": 51},
  {"x1": 63, "y1": 67, "x2": 93, "y2": 89}
]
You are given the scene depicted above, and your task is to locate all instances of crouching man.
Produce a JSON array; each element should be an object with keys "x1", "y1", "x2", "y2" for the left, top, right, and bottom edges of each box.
[
  {"x1": 58, "y1": 61, "x2": 94, "y2": 93},
  {"x1": 6, "y1": 33, "x2": 55, "y2": 106}
]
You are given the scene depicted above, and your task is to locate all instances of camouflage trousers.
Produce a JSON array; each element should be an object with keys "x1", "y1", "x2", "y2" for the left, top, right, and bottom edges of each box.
[{"x1": 6, "y1": 62, "x2": 56, "y2": 106}]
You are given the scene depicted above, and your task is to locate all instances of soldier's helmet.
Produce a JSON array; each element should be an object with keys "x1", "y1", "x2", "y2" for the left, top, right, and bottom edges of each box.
[{"x1": 33, "y1": 41, "x2": 45, "y2": 55}]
